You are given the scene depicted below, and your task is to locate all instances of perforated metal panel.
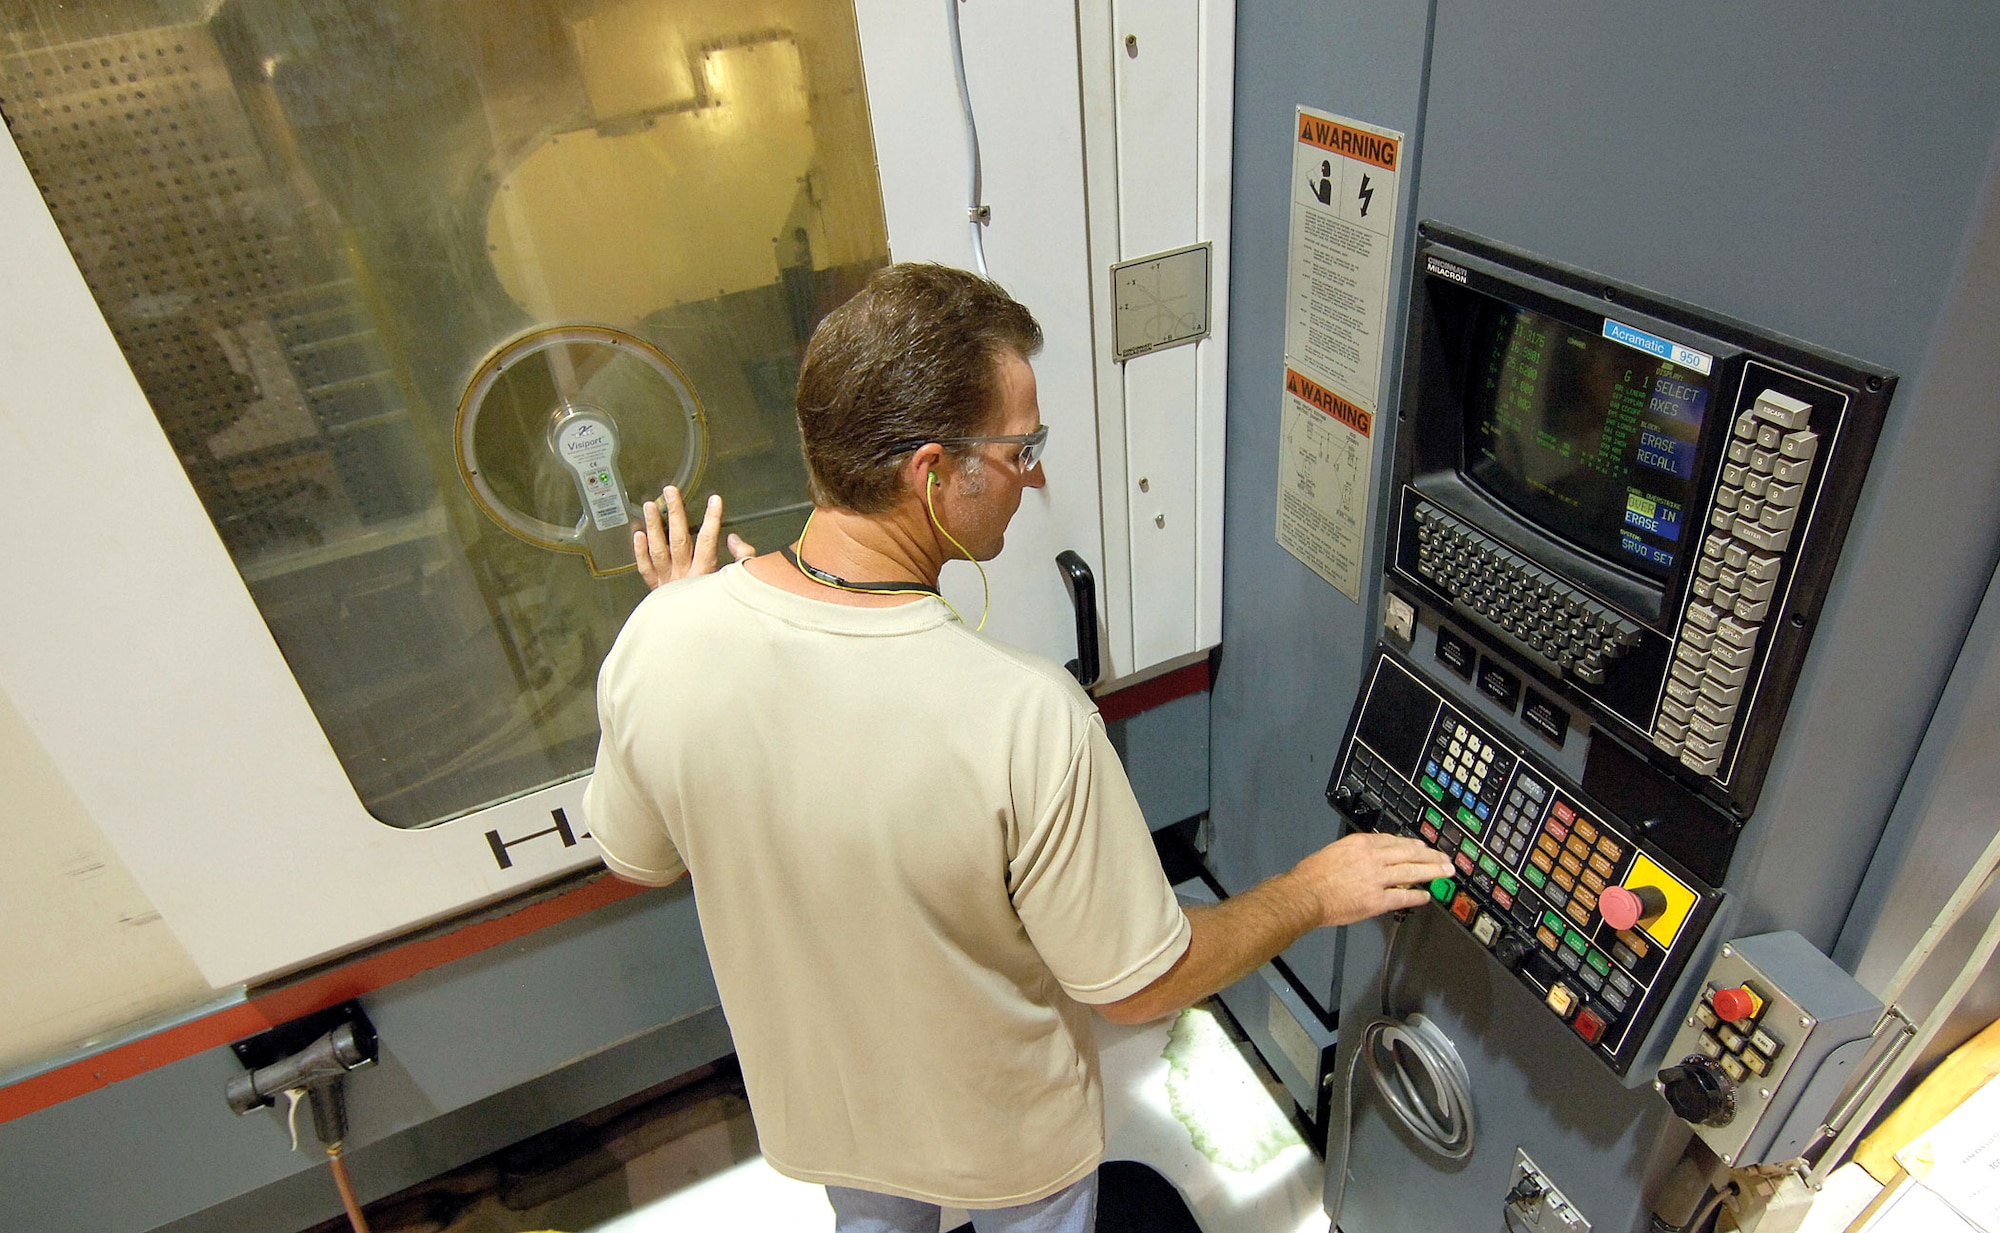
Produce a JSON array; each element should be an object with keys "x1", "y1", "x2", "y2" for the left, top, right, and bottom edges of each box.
[{"x1": 1, "y1": 25, "x2": 419, "y2": 555}]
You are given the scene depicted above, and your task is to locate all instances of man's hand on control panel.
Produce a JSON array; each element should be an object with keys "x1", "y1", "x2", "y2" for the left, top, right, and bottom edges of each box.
[
  {"x1": 1100, "y1": 834, "x2": 1453, "y2": 1024},
  {"x1": 1290, "y1": 832, "x2": 1457, "y2": 928}
]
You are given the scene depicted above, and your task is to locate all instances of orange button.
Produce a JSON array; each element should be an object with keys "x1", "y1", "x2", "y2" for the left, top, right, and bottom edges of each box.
[
  {"x1": 1573, "y1": 818, "x2": 1599, "y2": 844},
  {"x1": 1451, "y1": 892, "x2": 1478, "y2": 924}
]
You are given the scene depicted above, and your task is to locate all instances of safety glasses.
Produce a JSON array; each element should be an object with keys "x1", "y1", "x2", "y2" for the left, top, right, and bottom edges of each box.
[{"x1": 933, "y1": 424, "x2": 1049, "y2": 470}]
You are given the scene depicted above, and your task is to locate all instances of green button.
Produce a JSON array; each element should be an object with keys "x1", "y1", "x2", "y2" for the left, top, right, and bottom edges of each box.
[
  {"x1": 1587, "y1": 950, "x2": 1612, "y2": 977},
  {"x1": 1459, "y1": 839, "x2": 1478, "y2": 858},
  {"x1": 1545, "y1": 911, "x2": 1566, "y2": 934},
  {"x1": 1422, "y1": 777, "x2": 1445, "y2": 802},
  {"x1": 1478, "y1": 855, "x2": 1501, "y2": 878},
  {"x1": 1498, "y1": 872, "x2": 1520, "y2": 894},
  {"x1": 1430, "y1": 877, "x2": 1457, "y2": 904},
  {"x1": 1457, "y1": 805, "x2": 1482, "y2": 833},
  {"x1": 1425, "y1": 807, "x2": 1447, "y2": 828},
  {"x1": 1564, "y1": 929, "x2": 1589, "y2": 956},
  {"x1": 1524, "y1": 864, "x2": 1548, "y2": 889}
]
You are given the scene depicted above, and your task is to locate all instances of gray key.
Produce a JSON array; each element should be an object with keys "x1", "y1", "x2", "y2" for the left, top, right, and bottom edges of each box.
[{"x1": 1752, "y1": 390, "x2": 1813, "y2": 429}]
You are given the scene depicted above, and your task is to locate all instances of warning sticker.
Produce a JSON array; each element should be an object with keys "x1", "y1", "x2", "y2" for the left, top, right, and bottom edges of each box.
[
  {"x1": 1285, "y1": 367, "x2": 1374, "y2": 437},
  {"x1": 1279, "y1": 106, "x2": 1401, "y2": 602},
  {"x1": 1283, "y1": 107, "x2": 1403, "y2": 409},
  {"x1": 1294, "y1": 113, "x2": 1400, "y2": 171},
  {"x1": 1277, "y1": 366, "x2": 1373, "y2": 602}
]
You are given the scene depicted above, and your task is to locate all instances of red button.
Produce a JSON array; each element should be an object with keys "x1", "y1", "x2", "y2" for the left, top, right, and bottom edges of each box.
[
  {"x1": 1712, "y1": 987, "x2": 1758, "y2": 1023},
  {"x1": 1573, "y1": 1008, "x2": 1606, "y2": 1044},
  {"x1": 1451, "y1": 892, "x2": 1478, "y2": 924},
  {"x1": 1600, "y1": 886, "x2": 1644, "y2": 930},
  {"x1": 1494, "y1": 887, "x2": 1514, "y2": 910},
  {"x1": 1553, "y1": 801, "x2": 1575, "y2": 824},
  {"x1": 1600, "y1": 884, "x2": 1667, "y2": 930},
  {"x1": 1456, "y1": 852, "x2": 1475, "y2": 875}
]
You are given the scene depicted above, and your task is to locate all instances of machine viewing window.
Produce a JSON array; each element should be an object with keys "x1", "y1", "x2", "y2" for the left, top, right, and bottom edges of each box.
[
  {"x1": 1463, "y1": 301, "x2": 1713, "y2": 580},
  {"x1": 0, "y1": 0, "x2": 890, "y2": 828}
]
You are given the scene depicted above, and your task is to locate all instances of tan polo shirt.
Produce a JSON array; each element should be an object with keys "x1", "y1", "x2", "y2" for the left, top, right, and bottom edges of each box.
[{"x1": 584, "y1": 564, "x2": 1191, "y2": 1206}]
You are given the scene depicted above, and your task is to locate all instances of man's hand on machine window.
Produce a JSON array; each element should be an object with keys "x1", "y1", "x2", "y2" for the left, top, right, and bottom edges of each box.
[
  {"x1": 1290, "y1": 832, "x2": 1455, "y2": 928},
  {"x1": 634, "y1": 485, "x2": 757, "y2": 590}
]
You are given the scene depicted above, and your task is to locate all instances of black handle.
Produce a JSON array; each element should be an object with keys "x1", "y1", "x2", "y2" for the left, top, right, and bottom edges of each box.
[{"x1": 1055, "y1": 550, "x2": 1101, "y2": 687}]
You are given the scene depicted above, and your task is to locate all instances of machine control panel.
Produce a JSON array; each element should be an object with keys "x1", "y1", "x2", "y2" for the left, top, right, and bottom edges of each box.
[
  {"x1": 1388, "y1": 227, "x2": 1895, "y2": 819},
  {"x1": 1655, "y1": 932, "x2": 1881, "y2": 1167},
  {"x1": 1329, "y1": 652, "x2": 1720, "y2": 1077}
]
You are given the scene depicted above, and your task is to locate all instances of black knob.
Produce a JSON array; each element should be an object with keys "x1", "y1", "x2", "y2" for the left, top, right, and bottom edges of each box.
[
  {"x1": 1493, "y1": 931, "x2": 1533, "y2": 972},
  {"x1": 1331, "y1": 779, "x2": 1382, "y2": 828},
  {"x1": 1658, "y1": 1058, "x2": 1735, "y2": 1127},
  {"x1": 1356, "y1": 792, "x2": 1386, "y2": 829}
]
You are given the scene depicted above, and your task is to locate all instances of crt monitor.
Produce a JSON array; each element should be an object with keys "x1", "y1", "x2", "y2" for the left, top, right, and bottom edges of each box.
[
  {"x1": 1390, "y1": 224, "x2": 1893, "y2": 817},
  {"x1": 1462, "y1": 296, "x2": 1712, "y2": 585}
]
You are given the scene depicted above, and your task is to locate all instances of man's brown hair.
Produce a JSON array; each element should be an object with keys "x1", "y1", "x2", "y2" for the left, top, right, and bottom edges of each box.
[{"x1": 796, "y1": 263, "x2": 1043, "y2": 513}]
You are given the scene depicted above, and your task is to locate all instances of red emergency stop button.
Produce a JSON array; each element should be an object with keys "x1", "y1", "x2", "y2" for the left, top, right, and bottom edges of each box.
[
  {"x1": 1599, "y1": 884, "x2": 1669, "y2": 931},
  {"x1": 1711, "y1": 986, "x2": 1761, "y2": 1023}
]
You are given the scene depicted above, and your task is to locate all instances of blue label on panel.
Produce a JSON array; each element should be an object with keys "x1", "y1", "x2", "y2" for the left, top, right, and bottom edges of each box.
[
  {"x1": 1603, "y1": 319, "x2": 1715, "y2": 375},
  {"x1": 1647, "y1": 377, "x2": 1709, "y2": 427},
  {"x1": 1620, "y1": 529, "x2": 1675, "y2": 568},
  {"x1": 1635, "y1": 426, "x2": 1699, "y2": 479},
  {"x1": 1624, "y1": 490, "x2": 1683, "y2": 539}
]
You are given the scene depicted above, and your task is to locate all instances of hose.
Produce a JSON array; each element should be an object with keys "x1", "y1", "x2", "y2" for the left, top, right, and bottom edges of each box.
[
  {"x1": 1326, "y1": 913, "x2": 1477, "y2": 1229},
  {"x1": 943, "y1": 0, "x2": 990, "y2": 276},
  {"x1": 326, "y1": 1142, "x2": 373, "y2": 1233}
]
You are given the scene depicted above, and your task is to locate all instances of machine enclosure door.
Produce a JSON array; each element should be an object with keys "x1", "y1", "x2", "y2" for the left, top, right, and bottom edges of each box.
[{"x1": 0, "y1": 0, "x2": 1231, "y2": 988}]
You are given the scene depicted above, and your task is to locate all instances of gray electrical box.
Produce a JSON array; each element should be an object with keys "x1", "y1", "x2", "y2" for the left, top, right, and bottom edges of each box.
[{"x1": 1654, "y1": 932, "x2": 1881, "y2": 1167}]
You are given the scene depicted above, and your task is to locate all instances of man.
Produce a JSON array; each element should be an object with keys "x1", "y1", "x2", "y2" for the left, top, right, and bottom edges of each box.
[{"x1": 584, "y1": 263, "x2": 1450, "y2": 1233}]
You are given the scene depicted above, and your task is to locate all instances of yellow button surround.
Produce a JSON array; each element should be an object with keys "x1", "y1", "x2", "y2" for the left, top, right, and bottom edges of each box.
[{"x1": 1623, "y1": 852, "x2": 1697, "y2": 948}]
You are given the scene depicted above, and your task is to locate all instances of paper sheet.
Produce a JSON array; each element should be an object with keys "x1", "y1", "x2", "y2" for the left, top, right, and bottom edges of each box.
[
  {"x1": 1277, "y1": 368, "x2": 1373, "y2": 600},
  {"x1": 1888, "y1": 1073, "x2": 2000, "y2": 1232}
]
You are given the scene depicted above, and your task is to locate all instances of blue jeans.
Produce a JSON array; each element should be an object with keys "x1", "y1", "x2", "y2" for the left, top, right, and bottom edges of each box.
[{"x1": 827, "y1": 1171, "x2": 1098, "y2": 1233}]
